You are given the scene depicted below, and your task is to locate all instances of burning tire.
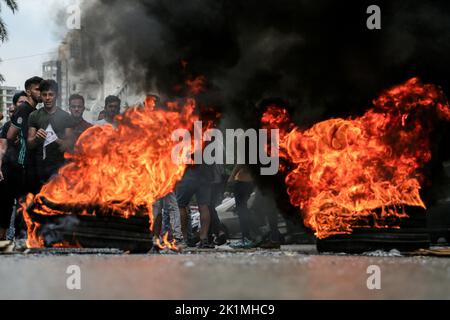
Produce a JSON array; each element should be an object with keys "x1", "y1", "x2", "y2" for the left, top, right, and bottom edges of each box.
[
  {"x1": 316, "y1": 208, "x2": 431, "y2": 253},
  {"x1": 25, "y1": 197, "x2": 153, "y2": 253}
]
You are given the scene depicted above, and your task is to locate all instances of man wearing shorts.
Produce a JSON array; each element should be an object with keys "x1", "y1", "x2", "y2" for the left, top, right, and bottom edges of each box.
[{"x1": 177, "y1": 164, "x2": 215, "y2": 249}]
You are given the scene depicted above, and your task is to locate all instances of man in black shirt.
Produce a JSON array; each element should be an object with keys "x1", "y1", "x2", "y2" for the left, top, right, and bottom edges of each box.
[
  {"x1": 7, "y1": 76, "x2": 43, "y2": 195},
  {"x1": 7, "y1": 76, "x2": 43, "y2": 162},
  {"x1": 0, "y1": 92, "x2": 28, "y2": 176},
  {"x1": 28, "y1": 80, "x2": 75, "y2": 190},
  {"x1": 0, "y1": 92, "x2": 28, "y2": 239},
  {"x1": 176, "y1": 162, "x2": 215, "y2": 249}
]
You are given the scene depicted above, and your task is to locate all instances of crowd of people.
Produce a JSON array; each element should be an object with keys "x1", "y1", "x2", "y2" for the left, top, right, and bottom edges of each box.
[{"x1": 0, "y1": 76, "x2": 289, "y2": 250}]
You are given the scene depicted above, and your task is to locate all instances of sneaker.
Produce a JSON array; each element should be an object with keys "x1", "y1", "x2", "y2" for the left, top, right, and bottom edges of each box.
[
  {"x1": 197, "y1": 239, "x2": 215, "y2": 249},
  {"x1": 177, "y1": 240, "x2": 189, "y2": 250},
  {"x1": 213, "y1": 231, "x2": 227, "y2": 246},
  {"x1": 259, "y1": 240, "x2": 281, "y2": 249},
  {"x1": 230, "y1": 238, "x2": 255, "y2": 249},
  {"x1": 152, "y1": 236, "x2": 162, "y2": 248},
  {"x1": 187, "y1": 238, "x2": 199, "y2": 247},
  {"x1": 241, "y1": 238, "x2": 255, "y2": 249}
]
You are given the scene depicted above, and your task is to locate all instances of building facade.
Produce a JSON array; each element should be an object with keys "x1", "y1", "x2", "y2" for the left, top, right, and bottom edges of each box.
[
  {"x1": 41, "y1": 29, "x2": 151, "y2": 122},
  {"x1": 42, "y1": 60, "x2": 62, "y2": 108},
  {"x1": 44, "y1": 29, "x2": 106, "y2": 120},
  {"x1": 0, "y1": 86, "x2": 19, "y2": 125}
]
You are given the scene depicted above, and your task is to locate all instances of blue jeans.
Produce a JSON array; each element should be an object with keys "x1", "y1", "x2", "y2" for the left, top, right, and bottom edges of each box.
[{"x1": 152, "y1": 192, "x2": 182, "y2": 239}]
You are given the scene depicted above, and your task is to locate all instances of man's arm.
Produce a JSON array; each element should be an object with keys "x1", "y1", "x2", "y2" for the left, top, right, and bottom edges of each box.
[
  {"x1": 7, "y1": 125, "x2": 20, "y2": 142},
  {"x1": 8, "y1": 105, "x2": 26, "y2": 142},
  {"x1": 228, "y1": 164, "x2": 244, "y2": 183},
  {"x1": 56, "y1": 128, "x2": 75, "y2": 152},
  {"x1": 28, "y1": 127, "x2": 47, "y2": 150},
  {"x1": 0, "y1": 139, "x2": 7, "y2": 181}
]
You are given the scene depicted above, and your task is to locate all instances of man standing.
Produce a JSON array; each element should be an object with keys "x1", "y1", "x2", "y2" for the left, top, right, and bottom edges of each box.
[
  {"x1": 7, "y1": 76, "x2": 43, "y2": 194},
  {"x1": 95, "y1": 95, "x2": 121, "y2": 127},
  {"x1": 228, "y1": 164, "x2": 256, "y2": 249},
  {"x1": 27, "y1": 80, "x2": 76, "y2": 190},
  {"x1": 68, "y1": 94, "x2": 92, "y2": 142},
  {"x1": 152, "y1": 193, "x2": 183, "y2": 245},
  {"x1": 177, "y1": 163, "x2": 215, "y2": 249},
  {"x1": 0, "y1": 92, "x2": 28, "y2": 240}
]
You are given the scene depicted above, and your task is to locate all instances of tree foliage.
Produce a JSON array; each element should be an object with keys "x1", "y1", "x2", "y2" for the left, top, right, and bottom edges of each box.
[{"x1": 0, "y1": 0, "x2": 18, "y2": 82}]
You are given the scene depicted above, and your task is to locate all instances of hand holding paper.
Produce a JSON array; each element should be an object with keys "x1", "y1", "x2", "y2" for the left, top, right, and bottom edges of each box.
[
  {"x1": 44, "y1": 124, "x2": 58, "y2": 147},
  {"x1": 43, "y1": 124, "x2": 59, "y2": 160}
]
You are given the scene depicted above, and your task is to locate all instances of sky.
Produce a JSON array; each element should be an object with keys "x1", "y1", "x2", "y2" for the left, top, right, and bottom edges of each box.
[{"x1": 0, "y1": 0, "x2": 75, "y2": 89}]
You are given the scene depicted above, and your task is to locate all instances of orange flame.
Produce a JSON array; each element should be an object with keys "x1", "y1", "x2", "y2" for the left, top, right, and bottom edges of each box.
[
  {"x1": 262, "y1": 78, "x2": 450, "y2": 239},
  {"x1": 144, "y1": 96, "x2": 157, "y2": 110},
  {"x1": 22, "y1": 194, "x2": 44, "y2": 248},
  {"x1": 186, "y1": 76, "x2": 206, "y2": 95},
  {"x1": 25, "y1": 98, "x2": 200, "y2": 247},
  {"x1": 155, "y1": 232, "x2": 179, "y2": 252}
]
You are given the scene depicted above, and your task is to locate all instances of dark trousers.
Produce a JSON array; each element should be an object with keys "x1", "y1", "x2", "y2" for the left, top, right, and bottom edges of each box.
[
  {"x1": 0, "y1": 163, "x2": 23, "y2": 229},
  {"x1": 234, "y1": 181, "x2": 254, "y2": 240},
  {"x1": 209, "y1": 180, "x2": 227, "y2": 236},
  {"x1": 253, "y1": 189, "x2": 281, "y2": 242},
  {"x1": 267, "y1": 206, "x2": 281, "y2": 242},
  {"x1": 35, "y1": 161, "x2": 64, "y2": 192}
]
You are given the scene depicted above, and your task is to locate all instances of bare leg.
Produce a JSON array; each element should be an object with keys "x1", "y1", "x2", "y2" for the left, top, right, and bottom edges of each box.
[
  {"x1": 179, "y1": 207, "x2": 189, "y2": 241},
  {"x1": 153, "y1": 214, "x2": 162, "y2": 238},
  {"x1": 0, "y1": 228, "x2": 7, "y2": 241},
  {"x1": 152, "y1": 200, "x2": 163, "y2": 242},
  {"x1": 198, "y1": 205, "x2": 211, "y2": 241}
]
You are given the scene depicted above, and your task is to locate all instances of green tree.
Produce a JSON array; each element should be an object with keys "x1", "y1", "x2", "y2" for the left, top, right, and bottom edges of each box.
[{"x1": 0, "y1": 0, "x2": 18, "y2": 82}]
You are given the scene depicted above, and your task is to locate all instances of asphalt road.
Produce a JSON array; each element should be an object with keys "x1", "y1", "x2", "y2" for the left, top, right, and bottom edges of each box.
[{"x1": 1, "y1": 245, "x2": 449, "y2": 299}]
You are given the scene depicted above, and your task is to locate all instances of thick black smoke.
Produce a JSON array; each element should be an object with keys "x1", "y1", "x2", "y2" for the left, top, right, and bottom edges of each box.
[
  {"x1": 77, "y1": 0, "x2": 450, "y2": 124},
  {"x1": 74, "y1": 0, "x2": 450, "y2": 223}
]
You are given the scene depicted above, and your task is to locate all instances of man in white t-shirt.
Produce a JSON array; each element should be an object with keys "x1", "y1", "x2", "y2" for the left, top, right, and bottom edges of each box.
[{"x1": 95, "y1": 95, "x2": 121, "y2": 127}]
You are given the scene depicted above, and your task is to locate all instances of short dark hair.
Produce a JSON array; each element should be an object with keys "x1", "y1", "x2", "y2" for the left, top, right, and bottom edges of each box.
[
  {"x1": 24, "y1": 76, "x2": 43, "y2": 91},
  {"x1": 105, "y1": 95, "x2": 121, "y2": 106},
  {"x1": 13, "y1": 91, "x2": 27, "y2": 106},
  {"x1": 39, "y1": 79, "x2": 59, "y2": 94},
  {"x1": 69, "y1": 94, "x2": 85, "y2": 105}
]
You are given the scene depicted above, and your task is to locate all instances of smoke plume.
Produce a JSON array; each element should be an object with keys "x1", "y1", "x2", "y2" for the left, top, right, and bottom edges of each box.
[{"x1": 68, "y1": 0, "x2": 450, "y2": 223}]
